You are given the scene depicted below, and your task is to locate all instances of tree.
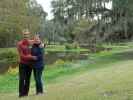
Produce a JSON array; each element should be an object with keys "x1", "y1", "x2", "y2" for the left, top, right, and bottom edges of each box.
[
  {"x1": 50, "y1": 0, "x2": 133, "y2": 44},
  {"x1": 0, "y1": 0, "x2": 47, "y2": 47}
]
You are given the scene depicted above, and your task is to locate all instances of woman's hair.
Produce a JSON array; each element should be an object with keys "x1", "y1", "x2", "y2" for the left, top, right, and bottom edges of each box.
[{"x1": 34, "y1": 34, "x2": 40, "y2": 39}]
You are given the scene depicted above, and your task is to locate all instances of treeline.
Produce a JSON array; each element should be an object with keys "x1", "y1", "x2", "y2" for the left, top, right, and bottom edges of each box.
[
  {"x1": 0, "y1": 0, "x2": 47, "y2": 47},
  {"x1": 1, "y1": 0, "x2": 133, "y2": 47},
  {"x1": 43, "y1": 0, "x2": 133, "y2": 45}
]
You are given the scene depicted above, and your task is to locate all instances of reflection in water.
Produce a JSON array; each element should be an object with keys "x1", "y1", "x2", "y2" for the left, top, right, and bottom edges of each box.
[
  {"x1": 45, "y1": 51, "x2": 89, "y2": 65},
  {"x1": 0, "y1": 51, "x2": 89, "y2": 73},
  {"x1": 0, "y1": 60, "x2": 10, "y2": 74}
]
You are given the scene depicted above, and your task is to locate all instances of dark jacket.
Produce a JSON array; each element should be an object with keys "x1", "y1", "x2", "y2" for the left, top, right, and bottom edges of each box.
[{"x1": 31, "y1": 44, "x2": 44, "y2": 68}]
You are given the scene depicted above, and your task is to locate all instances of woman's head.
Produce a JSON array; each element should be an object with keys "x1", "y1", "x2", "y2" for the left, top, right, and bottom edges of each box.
[{"x1": 34, "y1": 34, "x2": 41, "y2": 44}]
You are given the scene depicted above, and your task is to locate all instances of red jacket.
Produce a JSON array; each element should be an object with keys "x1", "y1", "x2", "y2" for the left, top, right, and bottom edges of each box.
[{"x1": 17, "y1": 39, "x2": 34, "y2": 64}]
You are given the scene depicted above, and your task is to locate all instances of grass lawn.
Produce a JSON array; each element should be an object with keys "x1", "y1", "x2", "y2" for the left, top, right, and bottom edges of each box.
[
  {"x1": 0, "y1": 43, "x2": 133, "y2": 100},
  {"x1": 0, "y1": 44, "x2": 89, "y2": 53}
]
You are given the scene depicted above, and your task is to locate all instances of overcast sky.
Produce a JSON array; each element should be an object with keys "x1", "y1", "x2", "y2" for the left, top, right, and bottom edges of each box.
[{"x1": 36, "y1": 0, "x2": 53, "y2": 19}]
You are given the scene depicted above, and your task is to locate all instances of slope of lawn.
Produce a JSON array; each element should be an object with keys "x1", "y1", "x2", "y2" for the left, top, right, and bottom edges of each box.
[{"x1": 1, "y1": 43, "x2": 133, "y2": 100}]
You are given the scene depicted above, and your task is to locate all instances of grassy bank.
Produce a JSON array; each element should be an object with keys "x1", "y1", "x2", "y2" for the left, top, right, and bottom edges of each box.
[
  {"x1": 0, "y1": 43, "x2": 133, "y2": 93},
  {"x1": 0, "y1": 43, "x2": 133, "y2": 100}
]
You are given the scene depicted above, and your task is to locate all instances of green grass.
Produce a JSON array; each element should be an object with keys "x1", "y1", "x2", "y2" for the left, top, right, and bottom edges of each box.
[
  {"x1": 0, "y1": 45, "x2": 88, "y2": 54},
  {"x1": 1, "y1": 43, "x2": 133, "y2": 99}
]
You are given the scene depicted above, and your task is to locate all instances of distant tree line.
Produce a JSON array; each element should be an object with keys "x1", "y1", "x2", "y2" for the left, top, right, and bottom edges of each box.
[
  {"x1": 43, "y1": 0, "x2": 133, "y2": 45},
  {"x1": 0, "y1": 0, "x2": 47, "y2": 47},
  {"x1": 1, "y1": 0, "x2": 133, "y2": 47}
]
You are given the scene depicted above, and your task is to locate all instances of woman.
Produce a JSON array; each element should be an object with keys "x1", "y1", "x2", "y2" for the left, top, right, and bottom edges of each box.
[{"x1": 31, "y1": 35, "x2": 45, "y2": 95}]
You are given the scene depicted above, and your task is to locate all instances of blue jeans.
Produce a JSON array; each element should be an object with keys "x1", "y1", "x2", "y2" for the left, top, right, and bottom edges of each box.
[{"x1": 33, "y1": 67, "x2": 44, "y2": 94}]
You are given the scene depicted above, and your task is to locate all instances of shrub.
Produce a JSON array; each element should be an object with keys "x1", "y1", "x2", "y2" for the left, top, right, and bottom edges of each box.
[
  {"x1": 65, "y1": 43, "x2": 79, "y2": 50},
  {"x1": 55, "y1": 59, "x2": 65, "y2": 65},
  {"x1": 0, "y1": 59, "x2": 10, "y2": 74},
  {"x1": 0, "y1": 50, "x2": 18, "y2": 73},
  {"x1": 0, "y1": 50, "x2": 17, "y2": 60},
  {"x1": 8, "y1": 67, "x2": 18, "y2": 75}
]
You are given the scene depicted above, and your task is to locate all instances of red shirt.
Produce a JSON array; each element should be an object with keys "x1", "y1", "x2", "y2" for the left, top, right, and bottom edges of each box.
[{"x1": 17, "y1": 39, "x2": 33, "y2": 64}]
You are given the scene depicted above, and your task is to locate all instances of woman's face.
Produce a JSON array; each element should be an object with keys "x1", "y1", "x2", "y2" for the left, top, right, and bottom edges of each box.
[{"x1": 34, "y1": 35, "x2": 41, "y2": 44}]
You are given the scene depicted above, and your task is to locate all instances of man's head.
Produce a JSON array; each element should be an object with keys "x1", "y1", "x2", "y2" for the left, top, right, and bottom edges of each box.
[{"x1": 22, "y1": 29, "x2": 31, "y2": 39}]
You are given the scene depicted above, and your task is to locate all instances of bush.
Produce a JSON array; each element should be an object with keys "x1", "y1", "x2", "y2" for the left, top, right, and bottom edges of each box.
[
  {"x1": 8, "y1": 67, "x2": 18, "y2": 75},
  {"x1": 89, "y1": 44, "x2": 105, "y2": 53},
  {"x1": 55, "y1": 59, "x2": 65, "y2": 65},
  {"x1": 65, "y1": 43, "x2": 79, "y2": 50},
  {"x1": 0, "y1": 50, "x2": 18, "y2": 71},
  {"x1": 0, "y1": 59, "x2": 10, "y2": 74},
  {"x1": 0, "y1": 50, "x2": 17, "y2": 59}
]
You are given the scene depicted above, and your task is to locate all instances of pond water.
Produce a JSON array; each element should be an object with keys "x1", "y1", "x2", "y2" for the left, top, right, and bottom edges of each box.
[
  {"x1": 45, "y1": 51, "x2": 89, "y2": 65},
  {"x1": 0, "y1": 51, "x2": 89, "y2": 74}
]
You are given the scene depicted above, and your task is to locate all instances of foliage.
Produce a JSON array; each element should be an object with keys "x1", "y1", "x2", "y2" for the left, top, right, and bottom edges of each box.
[
  {"x1": 0, "y1": 50, "x2": 18, "y2": 74},
  {"x1": 0, "y1": 0, "x2": 47, "y2": 47},
  {"x1": 49, "y1": 0, "x2": 133, "y2": 45},
  {"x1": 8, "y1": 67, "x2": 18, "y2": 75},
  {"x1": 72, "y1": 19, "x2": 97, "y2": 44},
  {"x1": 65, "y1": 43, "x2": 79, "y2": 50}
]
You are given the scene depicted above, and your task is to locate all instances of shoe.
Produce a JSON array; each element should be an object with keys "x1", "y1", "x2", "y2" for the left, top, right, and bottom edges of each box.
[
  {"x1": 36, "y1": 92, "x2": 44, "y2": 96},
  {"x1": 19, "y1": 94, "x2": 28, "y2": 98}
]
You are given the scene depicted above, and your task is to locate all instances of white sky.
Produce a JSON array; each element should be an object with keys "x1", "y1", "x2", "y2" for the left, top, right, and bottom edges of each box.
[{"x1": 36, "y1": 0, "x2": 53, "y2": 20}]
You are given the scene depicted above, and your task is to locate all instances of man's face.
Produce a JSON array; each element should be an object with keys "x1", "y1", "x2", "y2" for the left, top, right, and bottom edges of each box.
[{"x1": 23, "y1": 32, "x2": 30, "y2": 39}]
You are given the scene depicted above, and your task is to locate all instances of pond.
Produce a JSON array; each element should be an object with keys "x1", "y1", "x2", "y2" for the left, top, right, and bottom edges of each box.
[
  {"x1": 45, "y1": 51, "x2": 89, "y2": 65},
  {"x1": 0, "y1": 50, "x2": 89, "y2": 74}
]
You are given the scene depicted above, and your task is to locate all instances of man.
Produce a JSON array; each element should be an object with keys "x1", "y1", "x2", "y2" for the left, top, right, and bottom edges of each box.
[{"x1": 17, "y1": 30, "x2": 37, "y2": 97}]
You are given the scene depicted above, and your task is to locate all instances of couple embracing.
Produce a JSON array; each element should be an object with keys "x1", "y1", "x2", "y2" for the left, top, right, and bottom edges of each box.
[{"x1": 17, "y1": 30, "x2": 45, "y2": 97}]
